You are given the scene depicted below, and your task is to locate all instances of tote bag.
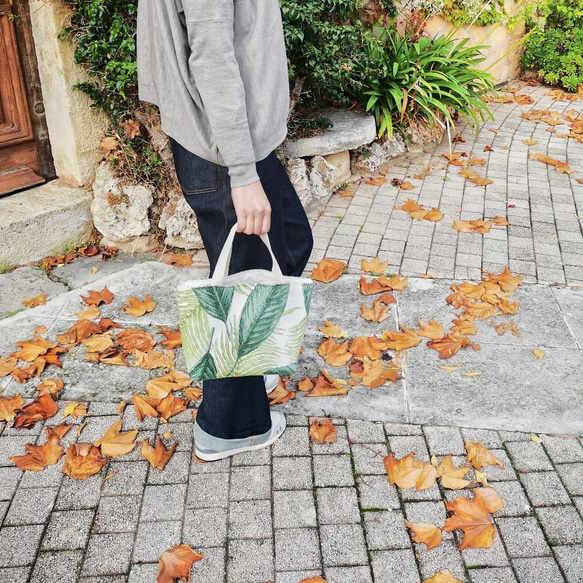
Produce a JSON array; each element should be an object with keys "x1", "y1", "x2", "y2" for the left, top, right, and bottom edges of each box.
[{"x1": 177, "y1": 224, "x2": 314, "y2": 381}]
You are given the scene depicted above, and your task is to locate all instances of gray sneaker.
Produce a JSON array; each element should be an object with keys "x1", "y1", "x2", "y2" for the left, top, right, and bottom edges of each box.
[{"x1": 194, "y1": 411, "x2": 286, "y2": 462}]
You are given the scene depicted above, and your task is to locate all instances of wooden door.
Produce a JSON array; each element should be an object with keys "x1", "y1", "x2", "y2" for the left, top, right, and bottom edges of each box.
[{"x1": 0, "y1": 1, "x2": 45, "y2": 195}]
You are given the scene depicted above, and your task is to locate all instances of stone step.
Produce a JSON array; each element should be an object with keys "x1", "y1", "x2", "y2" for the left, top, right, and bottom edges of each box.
[{"x1": 0, "y1": 180, "x2": 93, "y2": 265}]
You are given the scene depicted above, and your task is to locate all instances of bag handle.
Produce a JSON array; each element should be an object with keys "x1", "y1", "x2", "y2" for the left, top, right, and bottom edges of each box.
[{"x1": 211, "y1": 224, "x2": 285, "y2": 285}]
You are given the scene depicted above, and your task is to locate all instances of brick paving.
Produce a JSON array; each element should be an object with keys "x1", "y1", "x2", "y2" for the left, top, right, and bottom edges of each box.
[
  {"x1": 307, "y1": 83, "x2": 583, "y2": 285},
  {"x1": 1, "y1": 82, "x2": 583, "y2": 582}
]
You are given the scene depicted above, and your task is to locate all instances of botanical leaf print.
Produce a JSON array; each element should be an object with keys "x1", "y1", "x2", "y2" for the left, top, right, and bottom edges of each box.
[{"x1": 192, "y1": 286, "x2": 234, "y2": 323}]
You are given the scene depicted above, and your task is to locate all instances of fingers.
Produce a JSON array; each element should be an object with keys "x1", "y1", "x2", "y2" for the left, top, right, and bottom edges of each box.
[{"x1": 231, "y1": 182, "x2": 271, "y2": 236}]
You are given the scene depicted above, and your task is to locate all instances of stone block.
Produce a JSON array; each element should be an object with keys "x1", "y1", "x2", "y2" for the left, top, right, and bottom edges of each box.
[
  {"x1": 320, "y1": 524, "x2": 368, "y2": 566},
  {"x1": 316, "y1": 487, "x2": 360, "y2": 524},
  {"x1": 273, "y1": 456, "x2": 313, "y2": 490},
  {"x1": 230, "y1": 465, "x2": 271, "y2": 501},
  {"x1": 512, "y1": 557, "x2": 564, "y2": 583},
  {"x1": 519, "y1": 472, "x2": 571, "y2": 507},
  {"x1": 325, "y1": 151, "x2": 351, "y2": 185},
  {"x1": 29, "y1": 550, "x2": 84, "y2": 583},
  {"x1": 229, "y1": 500, "x2": 273, "y2": 539},
  {"x1": 0, "y1": 525, "x2": 44, "y2": 567},
  {"x1": 363, "y1": 509, "x2": 410, "y2": 551},
  {"x1": 187, "y1": 473, "x2": 229, "y2": 509},
  {"x1": 552, "y1": 545, "x2": 583, "y2": 583},
  {"x1": 40, "y1": 510, "x2": 94, "y2": 551},
  {"x1": 496, "y1": 517, "x2": 551, "y2": 558},
  {"x1": 273, "y1": 490, "x2": 317, "y2": 529},
  {"x1": 274, "y1": 528, "x2": 321, "y2": 572},
  {"x1": 536, "y1": 506, "x2": 583, "y2": 545},
  {"x1": 132, "y1": 521, "x2": 182, "y2": 563},
  {"x1": 183, "y1": 509, "x2": 228, "y2": 548},
  {"x1": 324, "y1": 566, "x2": 373, "y2": 583},
  {"x1": 93, "y1": 496, "x2": 141, "y2": 533},
  {"x1": 370, "y1": 549, "x2": 420, "y2": 583},
  {"x1": 139, "y1": 484, "x2": 187, "y2": 521},
  {"x1": 227, "y1": 539, "x2": 274, "y2": 583}
]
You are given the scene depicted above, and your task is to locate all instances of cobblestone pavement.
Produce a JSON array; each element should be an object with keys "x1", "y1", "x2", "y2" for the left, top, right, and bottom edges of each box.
[
  {"x1": 307, "y1": 82, "x2": 583, "y2": 285},
  {"x1": 1, "y1": 413, "x2": 583, "y2": 582},
  {"x1": 2, "y1": 81, "x2": 583, "y2": 582}
]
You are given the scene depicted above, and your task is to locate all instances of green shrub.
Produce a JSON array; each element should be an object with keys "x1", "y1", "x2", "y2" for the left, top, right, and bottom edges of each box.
[
  {"x1": 521, "y1": 0, "x2": 583, "y2": 92},
  {"x1": 349, "y1": 29, "x2": 495, "y2": 137}
]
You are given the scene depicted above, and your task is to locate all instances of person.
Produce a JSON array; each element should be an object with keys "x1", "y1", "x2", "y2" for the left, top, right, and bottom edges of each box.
[{"x1": 136, "y1": 0, "x2": 313, "y2": 461}]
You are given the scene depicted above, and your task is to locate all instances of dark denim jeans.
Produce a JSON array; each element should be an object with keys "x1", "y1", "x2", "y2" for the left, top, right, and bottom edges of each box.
[{"x1": 170, "y1": 138, "x2": 313, "y2": 439}]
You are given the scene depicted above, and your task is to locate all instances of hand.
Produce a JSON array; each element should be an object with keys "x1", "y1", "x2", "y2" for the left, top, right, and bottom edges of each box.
[{"x1": 231, "y1": 181, "x2": 271, "y2": 235}]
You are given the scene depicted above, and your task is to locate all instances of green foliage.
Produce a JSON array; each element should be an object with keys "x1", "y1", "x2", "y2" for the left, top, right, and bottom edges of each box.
[
  {"x1": 0, "y1": 261, "x2": 14, "y2": 275},
  {"x1": 417, "y1": 0, "x2": 520, "y2": 28},
  {"x1": 280, "y1": 0, "x2": 369, "y2": 105},
  {"x1": 349, "y1": 29, "x2": 495, "y2": 137},
  {"x1": 59, "y1": 0, "x2": 138, "y2": 121},
  {"x1": 521, "y1": 0, "x2": 583, "y2": 92}
]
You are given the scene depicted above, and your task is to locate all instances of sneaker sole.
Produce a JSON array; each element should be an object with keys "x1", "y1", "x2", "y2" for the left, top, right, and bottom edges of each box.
[{"x1": 195, "y1": 421, "x2": 286, "y2": 462}]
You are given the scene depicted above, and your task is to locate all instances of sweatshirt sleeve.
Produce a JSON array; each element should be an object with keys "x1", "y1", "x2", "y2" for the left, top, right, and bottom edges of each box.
[{"x1": 181, "y1": 1, "x2": 259, "y2": 187}]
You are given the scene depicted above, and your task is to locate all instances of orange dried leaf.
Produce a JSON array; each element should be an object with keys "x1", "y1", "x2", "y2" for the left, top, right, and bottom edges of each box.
[
  {"x1": 158, "y1": 327, "x2": 182, "y2": 349},
  {"x1": 436, "y1": 455, "x2": 471, "y2": 490},
  {"x1": 378, "y1": 292, "x2": 397, "y2": 305},
  {"x1": 56, "y1": 320, "x2": 101, "y2": 345},
  {"x1": 361, "y1": 257, "x2": 388, "y2": 275},
  {"x1": 11, "y1": 364, "x2": 38, "y2": 384},
  {"x1": 423, "y1": 570, "x2": 462, "y2": 583},
  {"x1": 157, "y1": 393, "x2": 188, "y2": 421},
  {"x1": 417, "y1": 319, "x2": 445, "y2": 341},
  {"x1": 529, "y1": 152, "x2": 573, "y2": 174},
  {"x1": 165, "y1": 253, "x2": 194, "y2": 267},
  {"x1": 349, "y1": 336, "x2": 388, "y2": 360},
  {"x1": 427, "y1": 334, "x2": 470, "y2": 359},
  {"x1": 22, "y1": 292, "x2": 46, "y2": 308},
  {"x1": 0, "y1": 394, "x2": 25, "y2": 422},
  {"x1": 450, "y1": 319, "x2": 478, "y2": 337},
  {"x1": 423, "y1": 208, "x2": 444, "y2": 222},
  {"x1": 10, "y1": 435, "x2": 64, "y2": 471},
  {"x1": 397, "y1": 199, "x2": 424, "y2": 213},
  {"x1": 453, "y1": 220, "x2": 476, "y2": 233},
  {"x1": 317, "y1": 321, "x2": 347, "y2": 339},
  {"x1": 360, "y1": 300, "x2": 391, "y2": 323},
  {"x1": 351, "y1": 359, "x2": 402, "y2": 388},
  {"x1": 299, "y1": 578, "x2": 327, "y2": 583},
  {"x1": 459, "y1": 168, "x2": 493, "y2": 186},
  {"x1": 122, "y1": 294, "x2": 157, "y2": 317},
  {"x1": 405, "y1": 521, "x2": 443, "y2": 549},
  {"x1": 443, "y1": 496, "x2": 496, "y2": 550},
  {"x1": 305, "y1": 371, "x2": 349, "y2": 397},
  {"x1": 132, "y1": 394, "x2": 160, "y2": 421},
  {"x1": 185, "y1": 387, "x2": 203, "y2": 401},
  {"x1": 468, "y1": 157, "x2": 486, "y2": 166},
  {"x1": 268, "y1": 380, "x2": 296, "y2": 404},
  {"x1": 146, "y1": 371, "x2": 192, "y2": 399},
  {"x1": 82, "y1": 333, "x2": 114, "y2": 353},
  {"x1": 483, "y1": 266, "x2": 522, "y2": 292},
  {"x1": 311, "y1": 258, "x2": 346, "y2": 283},
  {"x1": 94, "y1": 419, "x2": 138, "y2": 458},
  {"x1": 0, "y1": 356, "x2": 18, "y2": 377},
  {"x1": 82, "y1": 287, "x2": 114, "y2": 306},
  {"x1": 46, "y1": 423, "x2": 73, "y2": 441},
  {"x1": 491, "y1": 216, "x2": 509, "y2": 226},
  {"x1": 63, "y1": 402, "x2": 89, "y2": 419},
  {"x1": 62, "y1": 443, "x2": 107, "y2": 479},
  {"x1": 297, "y1": 377, "x2": 315, "y2": 392},
  {"x1": 134, "y1": 349, "x2": 175, "y2": 371},
  {"x1": 359, "y1": 276, "x2": 392, "y2": 296},
  {"x1": 75, "y1": 305, "x2": 101, "y2": 321},
  {"x1": 382, "y1": 326, "x2": 420, "y2": 352},
  {"x1": 465, "y1": 441, "x2": 504, "y2": 470},
  {"x1": 96, "y1": 348, "x2": 130, "y2": 367},
  {"x1": 157, "y1": 544, "x2": 203, "y2": 583},
  {"x1": 384, "y1": 452, "x2": 436, "y2": 490},
  {"x1": 309, "y1": 418, "x2": 337, "y2": 444},
  {"x1": 317, "y1": 337, "x2": 353, "y2": 367},
  {"x1": 141, "y1": 435, "x2": 177, "y2": 470},
  {"x1": 473, "y1": 486, "x2": 504, "y2": 514},
  {"x1": 117, "y1": 329, "x2": 156, "y2": 353},
  {"x1": 379, "y1": 273, "x2": 409, "y2": 291},
  {"x1": 365, "y1": 176, "x2": 387, "y2": 186},
  {"x1": 13, "y1": 394, "x2": 59, "y2": 429},
  {"x1": 13, "y1": 335, "x2": 56, "y2": 362}
]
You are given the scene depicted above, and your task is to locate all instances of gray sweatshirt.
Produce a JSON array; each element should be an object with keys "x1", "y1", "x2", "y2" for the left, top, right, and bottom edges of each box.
[{"x1": 137, "y1": 0, "x2": 290, "y2": 187}]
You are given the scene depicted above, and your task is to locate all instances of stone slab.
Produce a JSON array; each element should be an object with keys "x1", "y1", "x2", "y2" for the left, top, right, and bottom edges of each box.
[
  {"x1": 553, "y1": 286, "x2": 583, "y2": 349},
  {"x1": 0, "y1": 181, "x2": 93, "y2": 265},
  {"x1": 0, "y1": 267, "x2": 67, "y2": 319},
  {"x1": 283, "y1": 110, "x2": 377, "y2": 158}
]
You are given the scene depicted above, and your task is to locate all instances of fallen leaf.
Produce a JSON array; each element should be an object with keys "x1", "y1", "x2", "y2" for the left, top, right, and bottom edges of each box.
[
  {"x1": 427, "y1": 334, "x2": 471, "y2": 359},
  {"x1": 309, "y1": 418, "x2": 337, "y2": 444},
  {"x1": 117, "y1": 329, "x2": 156, "y2": 353},
  {"x1": 317, "y1": 337, "x2": 353, "y2": 367},
  {"x1": 382, "y1": 326, "x2": 420, "y2": 352},
  {"x1": 483, "y1": 267, "x2": 523, "y2": 292},
  {"x1": 379, "y1": 274, "x2": 408, "y2": 291},
  {"x1": 297, "y1": 377, "x2": 315, "y2": 392},
  {"x1": 397, "y1": 199, "x2": 424, "y2": 213},
  {"x1": 365, "y1": 176, "x2": 387, "y2": 186},
  {"x1": 62, "y1": 443, "x2": 107, "y2": 479},
  {"x1": 311, "y1": 258, "x2": 346, "y2": 283},
  {"x1": 56, "y1": 320, "x2": 101, "y2": 345},
  {"x1": 267, "y1": 380, "x2": 296, "y2": 404},
  {"x1": 523, "y1": 139, "x2": 538, "y2": 145},
  {"x1": 184, "y1": 387, "x2": 203, "y2": 401},
  {"x1": 305, "y1": 371, "x2": 349, "y2": 397},
  {"x1": 361, "y1": 257, "x2": 388, "y2": 275},
  {"x1": 157, "y1": 544, "x2": 203, "y2": 583},
  {"x1": 318, "y1": 321, "x2": 347, "y2": 339},
  {"x1": 134, "y1": 349, "x2": 175, "y2": 371},
  {"x1": 0, "y1": 394, "x2": 25, "y2": 422},
  {"x1": 490, "y1": 321, "x2": 520, "y2": 337},
  {"x1": 0, "y1": 356, "x2": 18, "y2": 377},
  {"x1": 81, "y1": 287, "x2": 114, "y2": 306},
  {"x1": 132, "y1": 394, "x2": 160, "y2": 421},
  {"x1": 463, "y1": 372, "x2": 482, "y2": 378},
  {"x1": 146, "y1": 371, "x2": 192, "y2": 399},
  {"x1": 94, "y1": 420, "x2": 138, "y2": 457},
  {"x1": 75, "y1": 305, "x2": 100, "y2": 321},
  {"x1": 405, "y1": 521, "x2": 443, "y2": 549},
  {"x1": 417, "y1": 319, "x2": 445, "y2": 341},
  {"x1": 157, "y1": 393, "x2": 188, "y2": 421},
  {"x1": 529, "y1": 152, "x2": 573, "y2": 174},
  {"x1": 459, "y1": 168, "x2": 493, "y2": 186},
  {"x1": 359, "y1": 276, "x2": 392, "y2": 295},
  {"x1": 164, "y1": 253, "x2": 193, "y2": 267},
  {"x1": 530, "y1": 433, "x2": 543, "y2": 443},
  {"x1": 22, "y1": 292, "x2": 46, "y2": 308},
  {"x1": 122, "y1": 295, "x2": 157, "y2": 317},
  {"x1": 91, "y1": 348, "x2": 130, "y2": 367},
  {"x1": 299, "y1": 578, "x2": 327, "y2": 583},
  {"x1": 63, "y1": 402, "x2": 89, "y2": 419},
  {"x1": 13, "y1": 394, "x2": 59, "y2": 429},
  {"x1": 533, "y1": 348, "x2": 545, "y2": 360},
  {"x1": 378, "y1": 292, "x2": 397, "y2": 305},
  {"x1": 491, "y1": 216, "x2": 509, "y2": 226},
  {"x1": 384, "y1": 452, "x2": 437, "y2": 490},
  {"x1": 450, "y1": 319, "x2": 478, "y2": 337},
  {"x1": 443, "y1": 496, "x2": 496, "y2": 549},
  {"x1": 158, "y1": 327, "x2": 182, "y2": 349},
  {"x1": 484, "y1": 145, "x2": 494, "y2": 152},
  {"x1": 475, "y1": 470, "x2": 489, "y2": 486},
  {"x1": 120, "y1": 119, "x2": 141, "y2": 139},
  {"x1": 360, "y1": 300, "x2": 391, "y2": 323},
  {"x1": 141, "y1": 435, "x2": 177, "y2": 470},
  {"x1": 100, "y1": 136, "x2": 118, "y2": 152},
  {"x1": 473, "y1": 487, "x2": 504, "y2": 514},
  {"x1": 10, "y1": 431, "x2": 65, "y2": 471},
  {"x1": 82, "y1": 333, "x2": 115, "y2": 353},
  {"x1": 436, "y1": 455, "x2": 471, "y2": 489},
  {"x1": 351, "y1": 358, "x2": 402, "y2": 388},
  {"x1": 465, "y1": 441, "x2": 504, "y2": 470},
  {"x1": 468, "y1": 157, "x2": 486, "y2": 166},
  {"x1": 12, "y1": 335, "x2": 56, "y2": 361},
  {"x1": 349, "y1": 336, "x2": 389, "y2": 360}
]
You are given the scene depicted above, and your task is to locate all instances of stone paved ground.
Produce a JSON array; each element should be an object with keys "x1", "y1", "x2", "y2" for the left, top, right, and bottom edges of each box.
[
  {"x1": 307, "y1": 82, "x2": 583, "y2": 285},
  {"x1": 1, "y1": 81, "x2": 583, "y2": 582}
]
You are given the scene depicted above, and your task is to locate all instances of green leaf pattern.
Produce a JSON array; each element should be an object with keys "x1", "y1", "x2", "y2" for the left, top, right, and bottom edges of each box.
[{"x1": 178, "y1": 281, "x2": 313, "y2": 381}]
